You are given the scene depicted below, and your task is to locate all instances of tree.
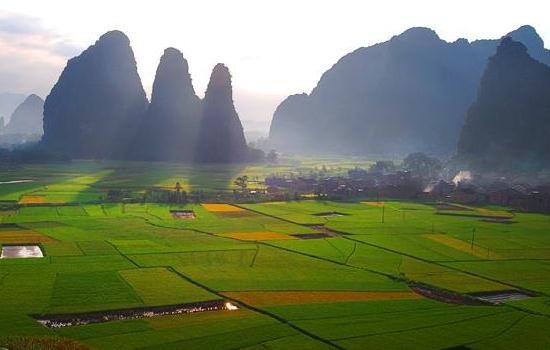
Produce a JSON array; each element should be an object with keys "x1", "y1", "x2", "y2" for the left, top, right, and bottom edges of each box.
[
  {"x1": 234, "y1": 176, "x2": 248, "y2": 191},
  {"x1": 403, "y1": 152, "x2": 442, "y2": 179},
  {"x1": 369, "y1": 161, "x2": 396, "y2": 175}
]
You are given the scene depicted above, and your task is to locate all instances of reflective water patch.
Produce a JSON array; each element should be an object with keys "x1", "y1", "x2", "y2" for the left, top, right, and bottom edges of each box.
[
  {"x1": 1, "y1": 245, "x2": 44, "y2": 258},
  {"x1": 313, "y1": 212, "x2": 348, "y2": 218},
  {"x1": 170, "y1": 210, "x2": 196, "y2": 219}
]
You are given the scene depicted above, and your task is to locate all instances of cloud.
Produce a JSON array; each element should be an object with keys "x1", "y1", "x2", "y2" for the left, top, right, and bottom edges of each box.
[
  {"x1": 0, "y1": 13, "x2": 44, "y2": 35},
  {"x1": 0, "y1": 11, "x2": 83, "y2": 96}
]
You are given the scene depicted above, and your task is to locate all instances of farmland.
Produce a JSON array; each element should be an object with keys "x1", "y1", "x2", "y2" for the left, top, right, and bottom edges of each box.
[{"x1": 1, "y1": 161, "x2": 550, "y2": 349}]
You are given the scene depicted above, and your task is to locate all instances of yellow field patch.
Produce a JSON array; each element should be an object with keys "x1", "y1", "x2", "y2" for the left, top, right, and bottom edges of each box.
[
  {"x1": 0, "y1": 230, "x2": 54, "y2": 244},
  {"x1": 423, "y1": 234, "x2": 500, "y2": 259},
  {"x1": 222, "y1": 291, "x2": 421, "y2": 307},
  {"x1": 446, "y1": 203, "x2": 513, "y2": 218},
  {"x1": 222, "y1": 232, "x2": 297, "y2": 241},
  {"x1": 201, "y1": 204, "x2": 244, "y2": 212},
  {"x1": 362, "y1": 201, "x2": 385, "y2": 207},
  {"x1": 477, "y1": 208, "x2": 513, "y2": 219},
  {"x1": 19, "y1": 195, "x2": 46, "y2": 204}
]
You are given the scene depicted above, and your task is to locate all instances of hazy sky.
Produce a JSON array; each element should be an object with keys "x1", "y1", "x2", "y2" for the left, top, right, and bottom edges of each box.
[{"x1": 0, "y1": 0, "x2": 549, "y2": 133}]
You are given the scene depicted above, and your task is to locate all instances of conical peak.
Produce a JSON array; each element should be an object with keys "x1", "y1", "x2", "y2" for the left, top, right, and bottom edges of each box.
[
  {"x1": 208, "y1": 63, "x2": 232, "y2": 90},
  {"x1": 97, "y1": 30, "x2": 130, "y2": 46},
  {"x1": 159, "y1": 47, "x2": 189, "y2": 71},
  {"x1": 24, "y1": 94, "x2": 44, "y2": 104},
  {"x1": 163, "y1": 47, "x2": 182, "y2": 56}
]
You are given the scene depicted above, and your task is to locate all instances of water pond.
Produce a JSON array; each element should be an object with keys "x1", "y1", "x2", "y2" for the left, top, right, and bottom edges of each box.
[{"x1": 1, "y1": 245, "x2": 44, "y2": 259}]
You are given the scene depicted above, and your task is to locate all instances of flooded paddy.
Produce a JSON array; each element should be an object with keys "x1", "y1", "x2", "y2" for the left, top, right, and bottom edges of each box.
[
  {"x1": 0, "y1": 180, "x2": 34, "y2": 185},
  {"x1": 35, "y1": 300, "x2": 239, "y2": 328},
  {"x1": 410, "y1": 284, "x2": 489, "y2": 306},
  {"x1": 170, "y1": 210, "x2": 196, "y2": 219},
  {"x1": 1, "y1": 245, "x2": 44, "y2": 259},
  {"x1": 307, "y1": 225, "x2": 346, "y2": 237},
  {"x1": 313, "y1": 212, "x2": 348, "y2": 218},
  {"x1": 469, "y1": 290, "x2": 535, "y2": 304}
]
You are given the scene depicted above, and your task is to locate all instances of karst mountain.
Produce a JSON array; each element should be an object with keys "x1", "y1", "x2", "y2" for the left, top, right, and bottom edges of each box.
[
  {"x1": 42, "y1": 30, "x2": 149, "y2": 158},
  {"x1": 196, "y1": 64, "x2": 251, "y2": 163},
  {"x1": 268, "y1": 25, "x2": 550, "y2": 157},
  {"x1": 131, "y1": 48, "x2": 201, "y2": 161},
  {"x1": 457, "y1": 37, "x2": 550, "y2": 171}
]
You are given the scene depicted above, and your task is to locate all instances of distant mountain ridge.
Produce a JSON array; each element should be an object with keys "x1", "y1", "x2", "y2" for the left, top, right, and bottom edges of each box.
[
  {"x1": 0, "y1": 92, "x2": 26, "y2": 124},
  {"x1": 268, "y1": 25, "x2": 550, "y2": 156}
]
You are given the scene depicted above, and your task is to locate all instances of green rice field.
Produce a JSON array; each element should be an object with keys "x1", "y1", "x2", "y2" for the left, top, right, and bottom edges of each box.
[{"x1": 1, "y1": 161, "x2": 550, "y2": 349}]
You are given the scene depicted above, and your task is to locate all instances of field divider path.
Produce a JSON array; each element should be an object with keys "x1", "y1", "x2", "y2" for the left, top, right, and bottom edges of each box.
[
  {"x1": 342, "y1": 235, "x2": 550, "y2": 299},
  {"x1": 111, "y1": 218, "x2": 345, "y2": 349},
  {"x1": 463, "y1": 313, "x2": 529, "y2": 347},
  {"x1": 331, "y1": 309, "x2": 515, "y2": 341},
  {"x1": 104, "y1": 240, "x2": 141, "y2": 268},
  {"x1": 250, "y1": 244, "x2": 260, "y2": 267},
  {"x1": 231, "y1": 204, "x2": 550, "y2": 308},
  {"x1": 165, "y1": 267, "x2": 346, "y2": 350},
  {"x1": 143, "y1": 216, "x2": 470, "y2": 294},
  {"x1": 144, "y1": 210, "x2": 550, "y2": 326}
]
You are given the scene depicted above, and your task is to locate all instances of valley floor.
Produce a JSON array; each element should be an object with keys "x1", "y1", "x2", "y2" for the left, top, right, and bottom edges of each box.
[{"x1": 1, "y1": 162, "x2": 550, "y2": 349}]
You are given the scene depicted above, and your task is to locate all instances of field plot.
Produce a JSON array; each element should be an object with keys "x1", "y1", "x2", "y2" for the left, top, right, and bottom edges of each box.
[
  {"x1": 223, "y1": 291, "x2": 422, "y2": 306},
  {"x1": 119, "y1": 268, "x2": 218, "y2": 306},
  {"x1": 56, "y1": 309, "x2": 333, "y2": 350},
  {"x1": 1, "y1": 194, "x2": 550, "y2": 349},
  {"x1": 0, "y1": 224, "x2": 54, "y2": 244},
  {"x1": 202, "y1": 203, "x2": 244, "y2": 212},
  {"x1": 265, "y1": 299, "x2": 550, "y2": 349},
  {"x1": 19, "y1": 195, "x2": 46, "y2": 204},
  {"x1": 423, "y1": 233, "x2": 500, "y2": 259},
  {"x1": 222, "y1": 232, "x2": 298, "y2": 241}
]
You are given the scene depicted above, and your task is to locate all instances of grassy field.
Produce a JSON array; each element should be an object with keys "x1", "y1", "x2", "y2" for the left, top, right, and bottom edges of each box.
[
  {"x1": 0, "y1": 158, "x2": 374, "y2": 204},
  {"x1": 1, "y1": 162, "x2": 550, "y2": 349}
]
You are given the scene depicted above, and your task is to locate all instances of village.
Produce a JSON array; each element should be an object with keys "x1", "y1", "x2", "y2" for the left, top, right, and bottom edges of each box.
[{"x1": 259, "y1": 166, "x2": 550, "y2": 214}]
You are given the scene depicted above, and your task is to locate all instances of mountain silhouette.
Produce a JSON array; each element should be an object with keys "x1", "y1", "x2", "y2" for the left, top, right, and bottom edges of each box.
[
  {"x1": 42, "y1": 30, "x2": 148, "y2": 159},
  {"x1": 4, "y1": 94, "x2": 44, "y2": 136},
  {"x1": 196, "y1": 64, "x2": 250, "y2": 163},
  {"x1": 457, "y1": 37, "x2": 550, "y2": 171},
  {"x1": 131, "y1": 48, "x2": 201, "y2": 161},
  {"x1": 269, "y1": 25, "x2": 550, "y2": 156}
]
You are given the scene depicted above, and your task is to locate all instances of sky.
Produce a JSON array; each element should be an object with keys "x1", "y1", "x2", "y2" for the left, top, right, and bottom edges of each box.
[{"x1": 0, "y1": 0, "x2": 549, "y2": 134}]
